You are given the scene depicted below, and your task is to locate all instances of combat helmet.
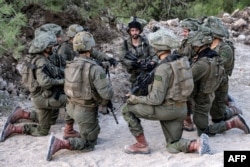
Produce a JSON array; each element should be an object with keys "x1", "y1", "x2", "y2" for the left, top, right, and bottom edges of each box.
[
  {"x1": 29, "y1": 31, "x2": 57, "y2": 54},
  {"x1": 148, "y1": 27, "x2": 181, "y2": 50},
  {"x1": 180, "y1": 18, "x2": 201, "y2": 31},
  {"x1": 66, "y1": 24, "x2": 84, "y2": 38},
  {"x1": 203, "y1": 16, "x2": 229, "y2": 39},
  {"x1": 35, "y1": 23, "x2": 63, "y2": 37},
  {"x1": 73, "y1": 31, "x2": 95, "y2": 52},
  {"x1": 188, "y1": 28, "x2": 213, "y2": 47}
]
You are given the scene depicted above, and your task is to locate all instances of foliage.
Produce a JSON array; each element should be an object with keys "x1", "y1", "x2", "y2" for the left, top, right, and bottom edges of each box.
[
  {"x1": 0, "y1": 0, "x2": 27, "y2": 59},
  {"x1": 1, "y1": 0, "x2": 250, "y2": 61}
]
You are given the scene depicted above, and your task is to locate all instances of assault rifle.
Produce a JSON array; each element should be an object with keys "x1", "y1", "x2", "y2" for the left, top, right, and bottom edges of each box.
[
  {"x1": 107, "y1": 100, "x2": 119, "y2": 124},
  {"x1": 131, "y1": 70, "x2": 155, "y2": 96},
  {"x1": 98, "y1": 100, "x2": 119, "y2": 124},
  {"x1": 41, "y1": 64, "x2": 64, "y2": 100}
]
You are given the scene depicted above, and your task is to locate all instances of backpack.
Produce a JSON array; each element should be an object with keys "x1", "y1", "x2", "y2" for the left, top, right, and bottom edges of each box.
[
  {"x1": 20, "y1": 55, "x2": 41, "y2": 92},
  {"x1": 64, "y1": 59, "x2": 95, "y2": 101},
  {"x1": 167, "y1": 56, "x2": 194, "y2": 101},
  {"x1": 201, "y1": 56, "x2": 224, "y2": 93}
]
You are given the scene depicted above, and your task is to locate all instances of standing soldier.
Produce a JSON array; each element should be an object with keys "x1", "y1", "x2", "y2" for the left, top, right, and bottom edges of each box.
[
  {"x1": 122, "y1": 28, "x2": 211, "y2": 155},
  {"x1": 188, "y1": 29, "x2": 250, "y2": 136},
  {"x1": 46, "y1": 31, "x2": 113, "y2": 161},
  {"x1": 203, "y1": 16, "x2": 242, "y2": 123},
  {"x1": 119, "y1": 17, "x2": 158, "y2": 96},
  {"x1": 0, "y1": 32, "x2": 79, "y2": 141}
]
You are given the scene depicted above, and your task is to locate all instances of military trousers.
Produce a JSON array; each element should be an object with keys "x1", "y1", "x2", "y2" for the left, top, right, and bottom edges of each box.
[
  {"x1": 193, "y1": 92, "x2": 227, "y2": 136},
  {"x1": 122, "y1": 100, "x2": 192, "y2": 153},
  {"x1": 23, "y1": 93, "x2": 66, "y2": 136},
  {"x1": 210, "y1": 76, "x2": 229, "y2": 122},
  {"x1": 66, "y1": 103, "x2": 100, "y2": 151}
]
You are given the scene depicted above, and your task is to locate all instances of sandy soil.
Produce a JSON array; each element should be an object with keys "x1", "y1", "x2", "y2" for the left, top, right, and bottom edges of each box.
[{"x1": 0, "y1": 43, "x2": 250, "y2": 167}]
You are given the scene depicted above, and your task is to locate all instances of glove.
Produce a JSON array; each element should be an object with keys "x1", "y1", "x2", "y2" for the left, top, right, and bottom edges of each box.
[
  {"x1": 126, "y1": 94, "x2": 138, "y2": 105},
  {"x1": 108, "y1": 58, "x2": 118, "y2": 67}
]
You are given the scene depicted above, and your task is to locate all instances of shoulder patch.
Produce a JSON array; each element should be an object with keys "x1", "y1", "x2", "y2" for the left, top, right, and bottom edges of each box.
[
  {"x1": 100, "y1": 73, "x2": 106, "y2": 79},
  {"x1": 154, "y1": 75, "x2": 162, "y2": 82}
]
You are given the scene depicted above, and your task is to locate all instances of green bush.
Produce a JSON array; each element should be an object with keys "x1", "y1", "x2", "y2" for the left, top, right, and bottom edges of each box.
[{"x1": 0, "y1": 0, "x2": 27, "y2": 60}]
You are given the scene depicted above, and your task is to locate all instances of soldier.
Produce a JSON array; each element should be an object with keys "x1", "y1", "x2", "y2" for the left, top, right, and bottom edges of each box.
[
  {"x1": 46, "y1": 31, "x2": 113, "y2": 161},
  {"x1": 0, "y1": 32, "x2": 80, "y2": 141},
  {"x1": 35, "y1": 23, "x2": 65, "y2": 68},
  {"x1": 58, "y1": 24, "x2": 118, "y2": 66},
  {"x1": 203, "y1": 16, "x2": 242, "y2": 123},
  {"x1": 122, "y1": 28, "x2": 211, "y2": 155},
  {"x1": 178, "y1": 18, "x2": 201, "y2": 131},
  {"x1": 34, "y1": 23, "x2": 65, "y2": 126},
  {"x1": 119, "y1": 17, "x2": 158, "y2": 96},
  {"x1": 188, "y1": 29, "x2": 250, "y2": 136}
]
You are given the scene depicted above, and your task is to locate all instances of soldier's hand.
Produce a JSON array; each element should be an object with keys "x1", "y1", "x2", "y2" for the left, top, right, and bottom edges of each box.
[
  {"x1": 108, "y1": 58, "x2": 118, "y2": 67},
  {"x1": 98, "y1": 105, "x2": 109, "y2": 115},
  {"x1": 126, "y1": 94, "x2": 138, "y2": 105}
]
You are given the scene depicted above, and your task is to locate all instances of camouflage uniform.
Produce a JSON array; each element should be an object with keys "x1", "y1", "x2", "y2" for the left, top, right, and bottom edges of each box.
[
  {"x1": 122, "y1": 62, "x2": 191, "y2": 153},
  {"x1": 0, "y1": 32, "x2": 66, "y2": 142},
  {"x1": 35, "y1": 23, "x2": 65, "y2": 125},
  {"x1": 122, "y1": 28, "x2": 211, "y2": 155},
  {"x1": 46, "y1": 31, "x2": 113, "y2": 161},
  {"x1": 191, "y1": 50, "x2": 225, "y2": 136},
  {"x1": 119, "y1": 18, "x2": 158, "y2": 96},
  {"x1": 27, "y1": 55, "x2": 66, "y2": 136},
  {"x1": 58, "y1": 24, "x2": 117, "y2": 64},
  {"x1": 65, "y1": 56, "x2": 113, "y2": 150},
  {"x1": 203, "y1": 16, "x2": 237, "y2": 122},
  {"x1": 189, "y1": 30, "x2": 249, "y2": 136},
  {"x1": 120, "y1": 35, "x2": 158, "y2": 85},
  {"x1": 210, "y1": 42, "x2": 234, "y2": 122}
]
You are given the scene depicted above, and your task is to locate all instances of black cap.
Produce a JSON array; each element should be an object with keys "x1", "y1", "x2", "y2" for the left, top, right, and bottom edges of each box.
[{"x1": 127, "y1": 19, "x2": 142, "y2": 33}]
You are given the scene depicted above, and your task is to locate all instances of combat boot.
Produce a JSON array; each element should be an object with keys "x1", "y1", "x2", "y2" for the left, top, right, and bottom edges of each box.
[
  {"x1": 0, "y1": 123, "x2": 23, "y2": 142},
  {"x1": 124, "y1": 133, "x2": 150, "y2": 154},
  {"x1": 46, "y1": 136, "x2": 72, "y2": 161},
  {"x1": 7, "y1": 106, "x2": 31, "y2": 124},
  {"x1": 188, "y1": 133, "x2": 212, "y2": 155},
  {"x1": 63, "y1": 123, "x2": 81, "y2": 139},
  {"x1": 183, "y1": 115, "x2": 194, "y2": 131},
  {"x1": 226, "y1": 115, "x2": 250, "y2": 134}
]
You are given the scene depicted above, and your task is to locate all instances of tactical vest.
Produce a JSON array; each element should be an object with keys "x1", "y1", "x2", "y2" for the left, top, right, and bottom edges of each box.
[
  {"x1": 21, "y1": 55, "x2": 41, "y2": 93},
  {"x1": 166, "y1": 56, "x2": 194, "y2": 102},
  {"x1": 64, "y1": 58, "x2": 96, "y2": 104},
  {"x1": 199, "y1": 56, "x2": 224, "y2": 93}
]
